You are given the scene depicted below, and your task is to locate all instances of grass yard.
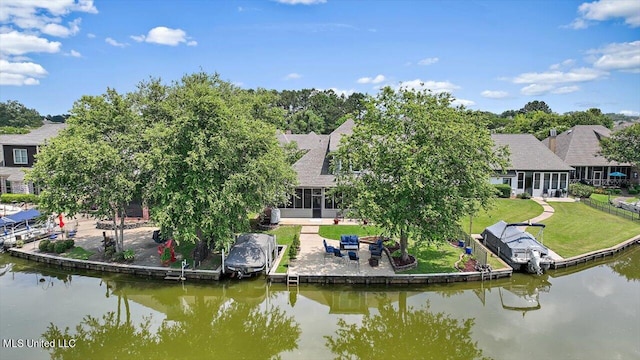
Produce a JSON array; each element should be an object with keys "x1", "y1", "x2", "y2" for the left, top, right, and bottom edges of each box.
[
  {"x1": 403, "y1": 242, "x2": 461, "y2": 274},
  {"x1": 268, "y1": 225, "x2": 301, "y2": 273},
  {"x1": 589, "y1": 193, "x2": 610, "y2": 203},
  {"x1": 318, "y1": 224, "x2": 383, "y2": 240},
  {"x1": 64, "y1": 246, "x2": 94, "y2": 260},
  {"x1": 542, "y1": 202, "x2": 640, "y2": 257},
  {"x1": 458, "y1": 199, "x2": 543, "y2": 234}
]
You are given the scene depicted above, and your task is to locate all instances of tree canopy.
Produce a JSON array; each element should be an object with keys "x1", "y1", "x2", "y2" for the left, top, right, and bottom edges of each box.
[
  {"x1": 600, "y1": 123, "x2": 640, "y2": 168},
  {"x1": 140, "y1": 73, "x2": 296, "y2": 248},
  {"x1": 333, "y1": 87, "x2": 507, "y2": 260},
  {"x1": 0, "y1": 100, "x2": 43, "y2": 127}
]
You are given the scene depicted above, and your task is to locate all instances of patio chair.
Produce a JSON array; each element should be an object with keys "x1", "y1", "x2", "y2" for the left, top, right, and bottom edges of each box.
[
  {"x1": 323, "y1": 239, "x2": 336, "y2": 262},
  {"x1": 348, "y1": 251, "x2": 359, "y2": 268},
  {"x1": 333, "y1": 247, "x2": 346, "y2": 262}
]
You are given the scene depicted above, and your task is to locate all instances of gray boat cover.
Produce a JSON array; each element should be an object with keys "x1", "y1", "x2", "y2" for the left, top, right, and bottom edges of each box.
[
  {"x1": 484, "y1": 220, "x2": 549, "y2": 254},
  {"x1": 225, "y1": 233, "x2": 276, "y2": 273}
]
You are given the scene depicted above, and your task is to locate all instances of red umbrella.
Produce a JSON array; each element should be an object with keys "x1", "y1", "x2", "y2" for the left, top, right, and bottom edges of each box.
[{"x1": 58, "y1": 213, "x2": 65, "y2": 229}]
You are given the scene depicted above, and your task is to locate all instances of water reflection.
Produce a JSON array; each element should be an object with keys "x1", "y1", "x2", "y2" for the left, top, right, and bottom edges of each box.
[
  {"x1": 41, "y1": 278, "x2": 301, "y2": 360},
  {"x1": 498, "y1": 275, "x2": 551, "y2": 316},
  {"x1": 608, "y1": 246, "x2": 640, "y2": 281},
  {"x1": 324, "y1": 295, "x2": 490, "y2": 360}
]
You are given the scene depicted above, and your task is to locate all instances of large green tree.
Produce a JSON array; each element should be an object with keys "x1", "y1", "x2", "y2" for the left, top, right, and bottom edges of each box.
[
  {"x1": 600, "y1": 123, "x2": 640, "y2": 168},
  {"x1": 0, "y1": 100, "x2": 43, "y2": 127},
  {"x1": 333, "y1": 87, "x2": 507, "y2": 261},
  {"x1": 140, "y1": 73, "x2": 296, "y2": 248},
  {"x1": 27, "y1": 89, "x2": 144, "y2": 252}
]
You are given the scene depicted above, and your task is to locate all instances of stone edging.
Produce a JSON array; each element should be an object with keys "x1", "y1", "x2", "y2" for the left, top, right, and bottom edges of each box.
[
  {"x1": 8, "y1": 247, "x2": 221, "y2": 281},
  {"x1": 96, "y1": 221, "x2": 153, "y2": 230},
  {"x1": 551, "y1": 235, "x2": 640, "y2": 269}
]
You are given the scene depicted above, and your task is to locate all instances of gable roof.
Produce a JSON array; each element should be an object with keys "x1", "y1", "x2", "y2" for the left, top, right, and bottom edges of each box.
[
  {"x1": 492, "y1": 134, "x2": 573, "y2": 171},
  {"x1": 329, "y1": 119, "x2": 355, "y2": 152},
  {"x1": 0, "y1": 123, "x2": 67, "y2": 146},
  {"x1": 277, "y1": 131, "x2": 335, "y2": 187},
  {"x1": 542, "y1": 125, "x2": 629, "y2": 166}
]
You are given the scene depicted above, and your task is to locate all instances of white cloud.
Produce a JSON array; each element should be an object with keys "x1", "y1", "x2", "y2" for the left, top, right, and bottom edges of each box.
[
  {"x1": 418, "y1": 57, "x2": 439, "y2": 66},
  {"x1": 0, "y1": 30, "x2": 61, "y2": 55},
  {"x1": 481, "y1": 90, "x2": 509, "y2": 99},
  {"x1": 327, "y1": 88, "x2": 355, "y2": 97},
  {"x1": 397, "y1": 79, "x2": 460, "y2": 93},
  {"x1": 551, "y1": 85, "x2": 580, "y2": 94},
  {"x1": 549, "y1": 59, "x2": 575, "y2": 70},
  {"x1": 357, "y1": 74, "x2": 386, "y2": 84},
  {"x1": 567, "y1": 0, "x2": 640, "y2": 29},
  {"x1": 0, "y1": 59, "x2": 47, "y2": 86},
  {"x1": 42, "y1": 18, "x2": 81, "y2": 37},
  {"x1": 87, "y1": 33, "x2": 95, "y2": 38},
  {"x1": 133, "y1": 26, "x2": 196, "y2": 46},
  {"x1": 619, "y1": 110, "x2": 640, "y2": 116},
  {"x1": 105, "y1": 37, "x2": 127, "y2": 47},
  {"x1": 285, "y1": 73, "x2": 302, "y2": 80},
  {"x1": 451, "y1": 98, "x2": 475, "y2": 107},
  {"x1": 520, "y1": 84, "x2": 554, "y2": 96},
  {"x1": 588, "y1": 40, "x2": 640, "y2": 72},
  {"x1": 0, "y1": 0, "x2": 96, "y2": 35},
  {"x1": 275, "y1": 0, "x2": 327, "y2": 5},
  {"x1": 512, "y1": 67, "x2": 607, "y2": 84},
  {"x1": 68, "y1": 49, "x2": 81, "y2": 57}
]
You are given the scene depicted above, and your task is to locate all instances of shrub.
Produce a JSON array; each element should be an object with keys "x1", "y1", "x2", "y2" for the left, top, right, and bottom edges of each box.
[
  {"x1": 493, "y1": 184, "x2": 512, "y2": 198},
  {"x1": 517, "y1": 192, "x2": 531, "y2": 199},
  {"x1": 612, "y1": 188, "x2": 622, "y2": 195},
  {"x1": 593, "y1": 187, "x2": 608, "y2": 195},
  {"x1": 46, "y1": 242, "x2": 56, "y2": 253},
  {"x1": 288, "y1": 244, "x2": 297, "y2": 259},
  {"x1": 123, "y1": 249, "x2": 135, "y2": 261},
  {"x1": 63, "y1": 239, "x2": 75, "y2": 249},
  {"x1": 292, "y1": 233, "x2": 300, "y2": 249},
  {"x1": 0, "y1": 193, "x2": 39, "y2": 204},
  {"x1": 54, "y1": 241, "x2": 67, "y2": 254},
  {"x1": 112, "y1": 251, "x2": 126, "y2": 262},
  {"x1": 628, "y1": 188, "x2": 639, "y2": 195},
  {"x1": 569, "y1": 183, "x2": 594, "y2": 198},
  {"x1": 39, "y1": 239, "x2": 51, "y2": 252}
]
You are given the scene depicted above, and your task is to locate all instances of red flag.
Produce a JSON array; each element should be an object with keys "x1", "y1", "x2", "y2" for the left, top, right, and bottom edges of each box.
[{"x1": 58, "y1": 213, "x2": 65, "y2": 229}]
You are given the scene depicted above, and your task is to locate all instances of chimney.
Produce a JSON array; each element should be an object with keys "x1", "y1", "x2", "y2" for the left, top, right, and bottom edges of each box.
[{"x1": 548, "y1": 128, "x2": 557, "y2": 154}]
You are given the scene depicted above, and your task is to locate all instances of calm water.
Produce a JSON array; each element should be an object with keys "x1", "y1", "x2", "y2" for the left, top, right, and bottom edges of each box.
[{"x1": 1, "y1": 248, "x2": 639, "y2": 360}]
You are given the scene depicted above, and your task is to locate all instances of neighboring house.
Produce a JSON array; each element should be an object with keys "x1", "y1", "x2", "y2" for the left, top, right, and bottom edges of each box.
[
  {"x1": 276, "y1": 120, "x2": 354, "y2": 218},
  {"x1": 542, "y1": 125, "x2": 636, "y2": 187},
  {"x1": 0, "y1": 123, "x2": 67, "y2": 194},
  {"x1": 491, "y1": 134, "x2": 574, "y2": 198}
]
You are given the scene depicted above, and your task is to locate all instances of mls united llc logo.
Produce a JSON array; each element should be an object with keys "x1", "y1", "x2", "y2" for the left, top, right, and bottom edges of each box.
[{"x1": 2, "y1": 338, "x2": 76, "y2": 348}]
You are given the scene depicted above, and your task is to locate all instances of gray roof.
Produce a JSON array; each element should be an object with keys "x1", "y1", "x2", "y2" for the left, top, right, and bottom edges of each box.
[
  {"x1": 329, "y1": 119, "x2": 355, "y2": 152},
  {"x1": 492, "y1": 134, "x2": 573, "y2": 171},
  {"x1": 0, "y1": 167, "x2": 27, "y2": 182},
  {"x1": 542, "y1": 125, "x2": 629, "y2": 167},
  {"x1": 277, "y1": 131, "x2": 335, "y2": 187},
  {"x1": 0, "y1": 123, "x2": 67, "y2": 146}
]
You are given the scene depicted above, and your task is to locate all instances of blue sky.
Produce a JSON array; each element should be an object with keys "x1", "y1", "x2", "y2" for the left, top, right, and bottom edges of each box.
[{"x1": 1, "y1": 0, "x2": 639, "y2": 117}]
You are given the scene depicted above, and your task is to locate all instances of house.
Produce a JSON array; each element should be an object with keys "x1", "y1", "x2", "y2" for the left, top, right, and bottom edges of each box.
[
  {"x1": 491, "y1": 134, "x2": 574, "y2": 198},
  {"x1": 0, "y1": 123, "x2": 67, "y2": 194},
  {"x1": 276, "y1": 120, "x2": 354, "y2": 218},
  {"x1": 542, "y1": 125, "x2": 636, "y2": 187}
]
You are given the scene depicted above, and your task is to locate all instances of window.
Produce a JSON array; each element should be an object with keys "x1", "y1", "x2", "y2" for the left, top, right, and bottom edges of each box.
[
  {"x1": 551, "y1": 173, "x2": 559, "y2": 189},
  {"x1": 294, "y1": 189, "x2": 303, "y2": 208},
  {"x1": 13, "y1": 149, "x2": 28, "y2": 165},
  {"x1": 502, "y1": 178, "x2": 512, "y2": 186},
  {"x1": 543, "y1": 173, "x2": 550, "y2": 191},
  {"x1": 517, "y1": 173, "x2": 524, "y2": 189},
  {"x1": 325, "y1": 191, "x2": 342, "y2": 209},
  {"x1": 533, "y1": 173, "x2": 541, "y2": 189},
  {"x1": 560, "y1": 173, "x2": 567, "y2": 189},
  {"x1": 303, "y1": 189, "x2": 312, "y2": 209}
]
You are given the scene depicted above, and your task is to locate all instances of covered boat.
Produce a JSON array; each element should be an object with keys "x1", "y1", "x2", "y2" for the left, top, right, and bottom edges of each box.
[
  {"x1": 481, "y1": 220, "x2": 552, "y2": 274},
  {"x1": 224, "y1": 233, "x2": 277, "y2": 278}
]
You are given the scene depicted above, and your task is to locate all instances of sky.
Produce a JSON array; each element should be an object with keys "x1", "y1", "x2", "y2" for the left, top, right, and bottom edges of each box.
[{"x1": 0, "y1": 0, "x2": 639, "y2": 117}]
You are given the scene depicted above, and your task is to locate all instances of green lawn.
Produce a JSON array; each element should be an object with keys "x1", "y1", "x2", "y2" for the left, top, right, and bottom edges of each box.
[
  {"x1": 542, "y1": 202, "x2": 640, "y2": 257},
  {"x1": 458, "y1": 199, "x2": 543, "y2": 234},
  {"x1": 590, "y1": 193, "x2": 610, "y2": 203},
  {"x1": 318, "y1": 225, "x2": 384, "y2": 240},
  {"x1": 63, "y1": 246, "x2": 94, "y2": 260},
  {"x1": 404, "y1": 242, "x2": 461, "y2": 273}
]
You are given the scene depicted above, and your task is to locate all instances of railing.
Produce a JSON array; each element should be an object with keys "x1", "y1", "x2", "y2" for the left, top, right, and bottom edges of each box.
[
  {"x1": 581, "y1": 198, "x2": 640, "y2": 221},
  {"x1": 456, "y1": 228, "x2": 489, "y2": 266},
  {"x1": 569, "y1": 179, "x2": 631, "y2": 187}
]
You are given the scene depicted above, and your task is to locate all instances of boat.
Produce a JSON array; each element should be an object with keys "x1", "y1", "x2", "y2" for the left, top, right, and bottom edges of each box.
[
  {"x1": 481, "y1": 220, "x2": 553, "y2": 274},
  {"x1": 224, "y1": 233, "x2": 277, "y2": 279}
]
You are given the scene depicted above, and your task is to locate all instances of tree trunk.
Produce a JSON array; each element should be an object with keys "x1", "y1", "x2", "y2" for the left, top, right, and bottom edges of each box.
[
  {"x1": 118, "y1": 209, "x2": 125, "y2": 253},
  {"x1": 400, "y1": 228, "x2": 409, "y2": 262},
  {"x1": 111, "y1": 210, "x2": 120, "y2": 252}
]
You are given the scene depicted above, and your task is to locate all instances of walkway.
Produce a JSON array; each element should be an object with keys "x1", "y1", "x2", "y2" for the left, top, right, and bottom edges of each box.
[{"x1": 285, "y1": 225, "x2": 395, "y2": 277}]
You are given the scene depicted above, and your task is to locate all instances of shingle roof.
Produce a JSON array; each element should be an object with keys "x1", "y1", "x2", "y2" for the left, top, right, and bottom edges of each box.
[
  {"x1": 492, "y1": 134, "x2": 573, "y2": 171},
  {"x1": 0, "y1": 123, "x2": 67, "y2": 146},
  {"x1": 0, "y1": 166, "x2": 27, "y2": 182},
  {"x1": 329, "y1": 119, "x2": 355, "y2": 152},
  {"x1": 277, "y1": 131, "x2": 335, "y2": 187},
  {"x1": 541, "y1": 125, "x2": 628, "y2": 166}
]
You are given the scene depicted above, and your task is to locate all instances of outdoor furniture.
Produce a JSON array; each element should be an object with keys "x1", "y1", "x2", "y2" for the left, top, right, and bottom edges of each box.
[
  {"x1": 340, "y1": 235, "x2": 359, "y2": 250},
  {"x1": 333, "y1": 247, "x2": 346, "y2": 262},
  {"x1": 348, "y1": 251, "x2": 359, "y2": 268},
  {"x1": 152, "y1": 230, "x2": 165, "y2": 244},
  {"x1": 67, "y1": 229, "x2": 77, "y2": 238},
  {"x1": 323, "y1": 239, "x2": 336, "y2": 261},
  {"x1": 369, "y1": 239, "x2": 384, "y2": 257}
]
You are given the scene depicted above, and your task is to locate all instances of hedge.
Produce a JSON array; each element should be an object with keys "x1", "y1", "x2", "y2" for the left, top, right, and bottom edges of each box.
[
  {"x1": 0, "y1": 193, "x2": 39, "y2": 204},
  {"x1": 569, "y1": 183, "x2": 594, "y2": 198},
  {"x1": 493, "y1": 184, "x2": 512, "y2": 198}
]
